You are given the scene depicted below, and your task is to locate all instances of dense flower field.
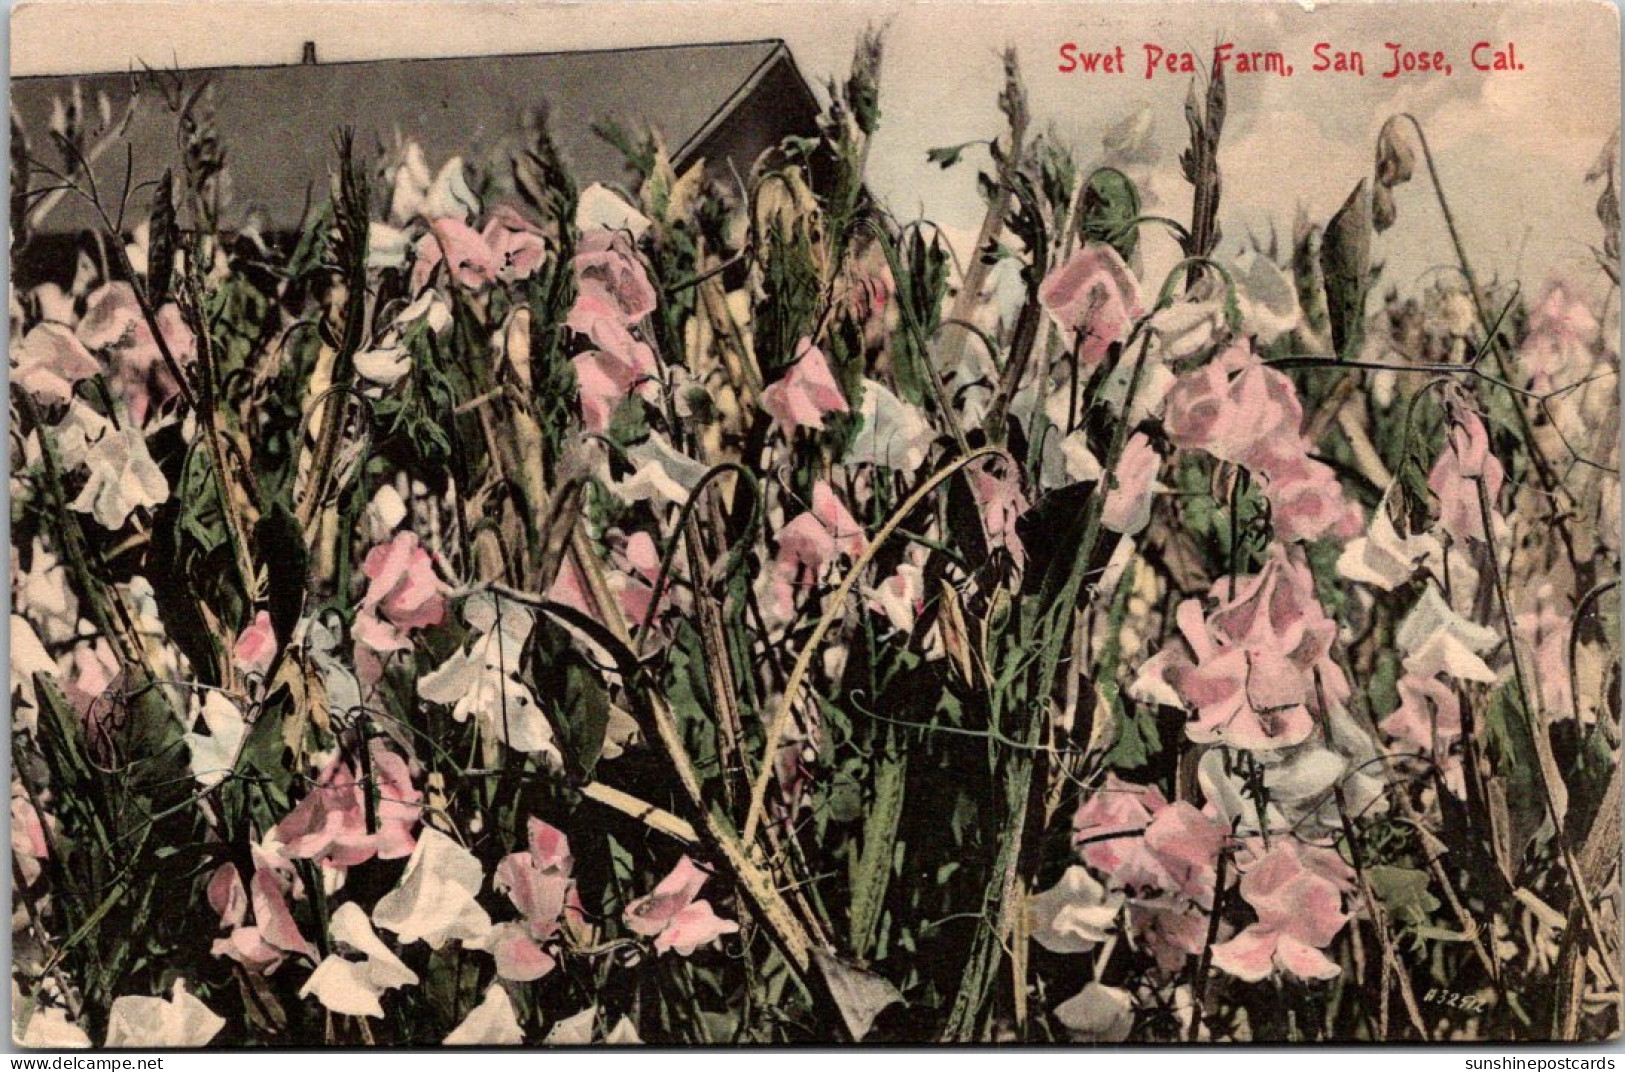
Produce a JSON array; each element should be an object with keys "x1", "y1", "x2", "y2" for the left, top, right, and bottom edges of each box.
[{"x1": 8, "y1": 34, "x2": 1621, "y2": 1045}]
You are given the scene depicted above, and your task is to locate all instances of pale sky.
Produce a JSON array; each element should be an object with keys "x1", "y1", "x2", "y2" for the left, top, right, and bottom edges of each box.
[{"x1": 10, "y1": 0, "x2": 1622, "y2": 301}]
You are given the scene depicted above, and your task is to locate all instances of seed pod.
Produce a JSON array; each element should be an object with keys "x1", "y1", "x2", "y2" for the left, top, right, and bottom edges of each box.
[{"x1": 147, "y1": 168, "x2": 176, "y2": 305}]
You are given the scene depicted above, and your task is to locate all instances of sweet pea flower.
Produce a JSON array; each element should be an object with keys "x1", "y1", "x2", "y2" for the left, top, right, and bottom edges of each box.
[
  {"x1": 17, "y1": 1004, "x2": 92, "y2": 1049},
  {"x1": 445, "y1": 985, "x2": 525, "y2": 1045},
  {"x1": 1396, "y1": 584, "x2": 1500, "y2": 684},
  {"x1": 1101, "y1": 432, "x2": 1161, "y2": 535},
  {"x1": 388, "y1": 146, "x2": 480, "y2": 226},
  {"x1": 769, "y1": 482, "x2": 866, "y2": 619},
  {"x1": 413, "y1": 218, "x2": 502, "y2": 292},
  {"x1": 1053, "y1": 983, "x2": 1135, "y2": 1043},
  {"x1": 233, "y1": 610, "x2": 277, "y2": 678},
  {"x1": 576, "y1": 183, "x2": 653, "y2": 239},
  {"x1": 481, "y1": 819, "x2": 579, "y2": 982},
  {"x1": 11, "y1": 780, "x2": 49, "y2": 886},
  {"x1": 1029, "y1": 866, "x2": 1124, "y2": 953},
  {"x1": 184, "y1": 692, "x2": 249, "y2": 789},
  {"x1": 1517, "y1": 585, "x2": 1576, "y2": 720},
  {"x1": 572, "y1": 318, "x2": 658, "y2": 433},
  {"x1": 1133, "y1": 544, "x2": 1343, "y2": 751},
  {"x1": 1427, "y1": 404, "x2": 1504, "y2": 543},
  {"x1": 969, "y1": 460, "x2": 1030, "y2": 569},
  {"x1": 373, "y1": 827, "x2": 493, "y2": 950},
  {"x1": 275, "y1": 741, "x2": 422, "y2": 870},
  {"x1": 1211, "y1": 840, "x2": 1352, "y2": 983},
  {"x1": 1337, "y1": 494, "x2": 1445, "y2": 591},
  {"x1": 1381, "y1": 674, "x2": 1466, "y2": 795},
  {"x1": 1519, "y1": 282, "x2": 1598, "y2": 393},
  {"x1": 11, "y1": 322, "x2": 100, "y2": 405},
  {"x1": 103, "y1": 982, "x2": 224, "y2": 1048},
  {"x1": 418, "y1": 593, "x2": 558, "y2": 758},
  {"x1": 624, "y1": 856, "x2": 740, "y2": 956},
  {"x1": 74, "y1": 283, "x2": 194, "y2": 423},
  {"x1": 482, "y1": 206, "x2": 549, "y2": 284},
  {"x1": 760, "y1": 339, "x2": 849, "y2": 436},
  {"x1": 848, "y1": 378, "x2": 934, "y2": 470},
  {"x1": 354, "y1": 532, "x2": 447, "y2": 668},
  {"x1": 567, "y1": 230, "x2": 657, "y2": 338},
  {"x1": 206, "y1": 864, "x2": 317, "y2": 975},
  {"x1": 53, "y1": 402, "x2": 169, "y2": 531},
  {"x1": 300, "y1": 901, "x2": 419, "y2": 1018},
  {"x1": 1039, "y1": 243, "x2": 1144, "y2": 365},
  {"x1": 1072, "y1": 774, "x2": 1168, "y2": 876}
]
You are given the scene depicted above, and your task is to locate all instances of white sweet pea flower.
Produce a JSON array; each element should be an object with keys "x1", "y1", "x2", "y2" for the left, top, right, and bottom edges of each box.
[
  {"x1": 1337, "y1": 496, "x2": 1444, "y2": 591},
  {"x1": 1234, "y1": 249, "x2": 1302, "y2": 344},
  {"x1": 608, "y1": 432, "x2": 711, "y2": 507},
  {"x1": 301, "y1": 902, "x2": 420, "y2": 1018},
  {"x1": 184, "y1": 691, "x2": 248, "y2": 788},
  {"x1": 55, "y1": 403, "x2": 169, "y2": 530},
  {"x1": 542, "y1": 1006, "x2": 640, "y2": 1045},
  {"x1": 355, "y1": 344, "x2": 411, "y2": 387},
  {"x1": 1029, "y1": 865, "x2": 1123, "y2": 954},
  {"x1": 418, "y1": 593, "x2": 558, "y2": 758},
  {"x1": 367, "y1": 223, "x2": 413, "y2": 271},
  {"x1": 389, "y1": 144, "x2": 480, "y2": 225},
  {"x1": 847, "y1": 380, "x2": 933, "y2": 471},
  {"x1": 11, "y1": 615, "x2": 55, "y2": 734},
  {"x1": 1150, "y1": 290, "x2": 1227, "y2": 362},
  {"x1": 17, "y1": 1003, "x2": 92, "y2": 1048},
  {"x1": 1053, "y1": 982, "x2": 1135, "y2": 1042},
  {"x1": 103, "y1": 981, "x2": 224, "y2": 1048},
  {"x1": 576, "y1": 183, "x2": 652, "y2": 240},
  {"x1": 373, "y1": 828, "x2": 493, "y2": 949},
  {"x1": 1398, "y1": 584, "x2": 1501, "y2": 683},
  {"x1": 444, "y1": 984, "x2": 524, "y2": 1045}
]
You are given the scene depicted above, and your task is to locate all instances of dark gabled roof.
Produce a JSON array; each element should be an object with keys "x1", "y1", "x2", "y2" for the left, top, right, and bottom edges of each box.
[{"x1": 11, "y1": 39, "x2": 823, "y2": 238}]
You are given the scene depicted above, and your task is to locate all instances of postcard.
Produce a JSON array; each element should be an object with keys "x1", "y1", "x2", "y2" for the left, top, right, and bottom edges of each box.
[{"x1": 8, "y1": 0, "x2": 1621, "y2": 1047}]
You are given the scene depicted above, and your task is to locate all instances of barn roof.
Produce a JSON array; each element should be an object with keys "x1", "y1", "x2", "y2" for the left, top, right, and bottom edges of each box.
[{"x1": 11, "y1": 39, "x2": 823, "y2": 240}]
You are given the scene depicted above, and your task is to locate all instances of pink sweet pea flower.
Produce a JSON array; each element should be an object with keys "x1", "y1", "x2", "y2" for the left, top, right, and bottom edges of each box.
[
  {"x1": 1101, "y1": 432, "x2": 1160, "y2": 535},
  {"x1": 1517, "y1": 585, "x2": 1576, "y2": 721},
  {"x1": 1073, "y1": 774, "x2": 1168, "y2": 877},
  {"x1": 1260, "y1": 456, "x2": 1364, "y2": 543},
  {"x1": 1072, "y1": 777, "x2": 1229, "y2": 971},
  {"x1": 1211, "y1": 840, "x2": 1351, "y2": 983},
  {"x1": 969, "y1": 460, "x2": 1030, "y2": 569},
  {"x1": 487, "y1": 818, "x2": 579, "y2": 981},
  {"x1": 206, "y1": 864, "x2": 316, "y2": 975},
  {"x1": 75, "y1": 284, "x2": 194, "y2": 423},
  {"x1": 572, "y1": 318, "x2": 658, "y2": 433},
  {"x1": 1381, "y1": 673, "x2": 1466, "y2": 798},
  {"x1": 1519, "y1": 282, "x2": 1598, "y2": 393},
  {"x1": 481, "y1": 206, "x2": 549, "y2": 284},
  {"x1": 1039, "y1": 244, "x2": 1144, "y2": 365},
  {"x1": 11, "y1": 781, "x2": 50, "y2": 886},
  {"x1": 770, "y1": 482, "x2": 866, "y2": 619},
  {"x1": 1135, "y1": 544, "x2": 1344, "y2": 751},
  {"x1": 412, "y1": 218, "x2": 503, "y2": 292},
  {"x1": 232, "y1": 610, "x2": 278, "y2": 678},
  {"x1": 12, "y1": 322, "x2": 101, "y2": 405},
  {"x1": 567, "y1": 230, "x2": 657, "y2": 337},
  {"x1": 760, "y1": 339, "x2": 849, "y2": 436},
  {"x1": 623, "y1": 856, "x2": 740, "y2": 956},
  {"x1": 1427, "y1": 404, "x2": 1504, "y2": 543},
  {"x1": 1380, "y1": 673, "x2": 1462, "y2": 754},
  {"x1": 274, "y1": 742, "x2": 422, "y2": 871},
  {"x1": 355, "y1": 532, "x2": 447, "y2": 676}
]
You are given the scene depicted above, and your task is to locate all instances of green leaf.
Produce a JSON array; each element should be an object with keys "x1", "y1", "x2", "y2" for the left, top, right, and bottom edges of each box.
[
  {"x1": 1077, "y1": 167, "x2": 1141, "y2": 262},
  {"x1": 926, "y1": 141, "x2": 981, "y2": 169},
  {"x1": 1319, "y1": 179, "x2": 1373, "y2": 359},
  {"x1": 1366, "y1": 864, "x2": 1441, "y2": 929}
]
